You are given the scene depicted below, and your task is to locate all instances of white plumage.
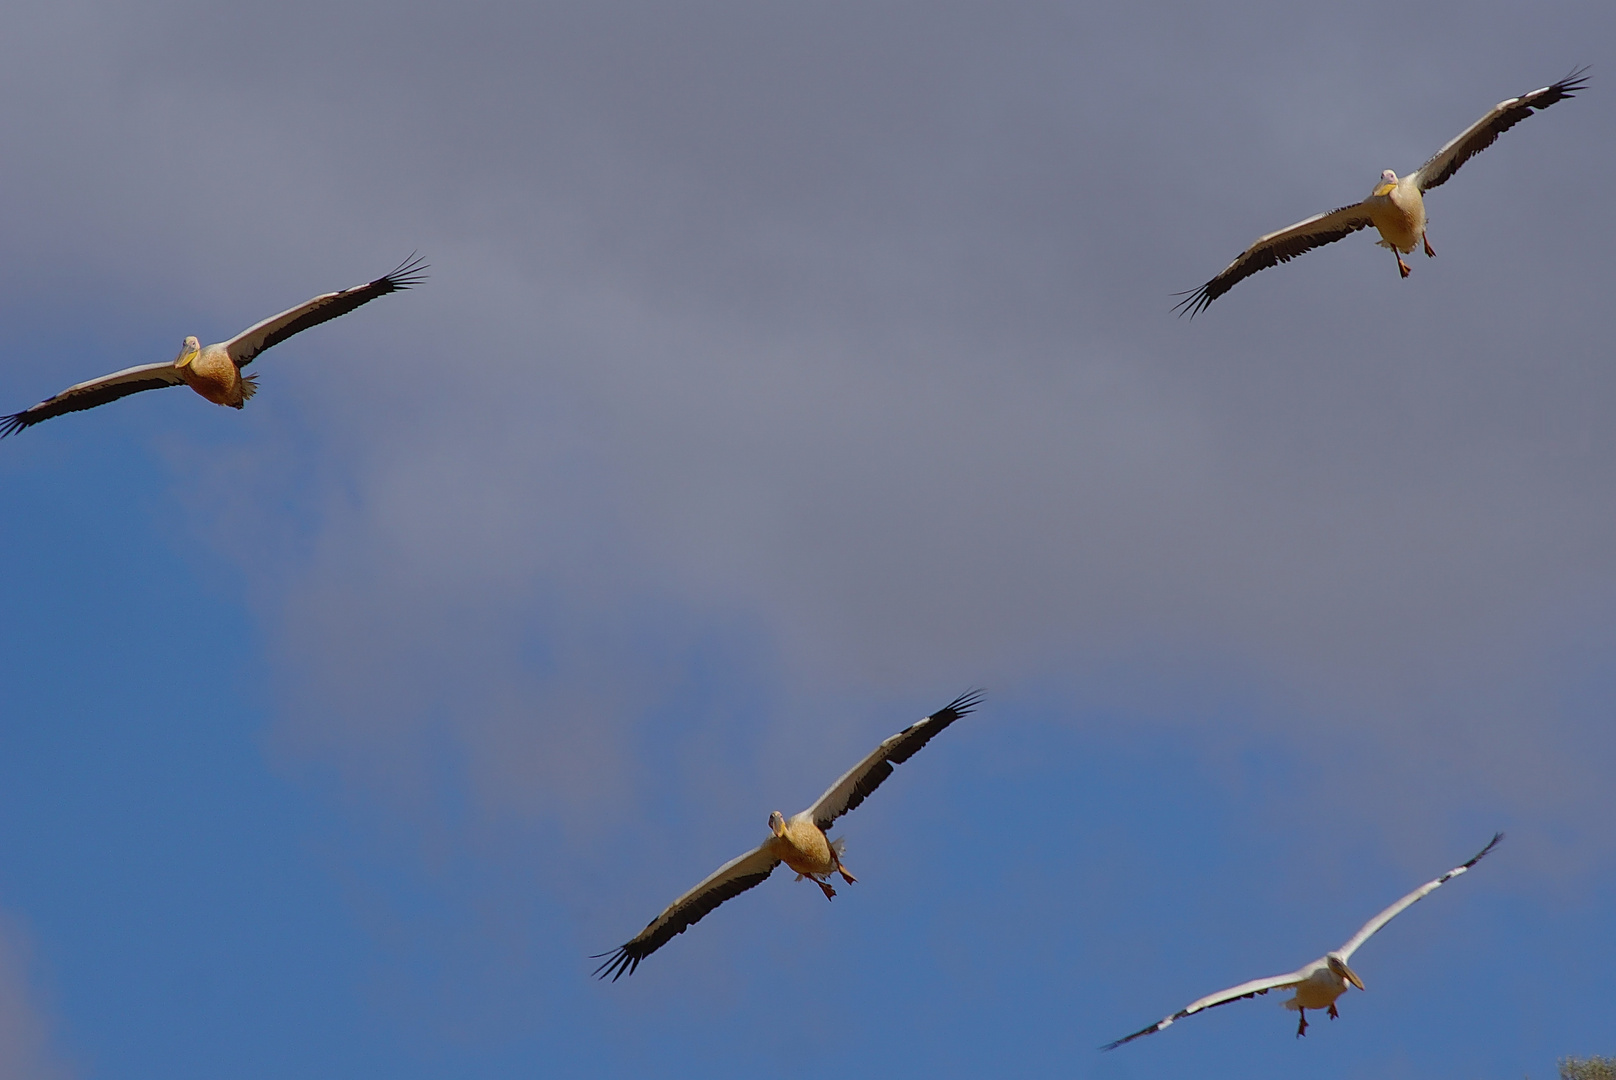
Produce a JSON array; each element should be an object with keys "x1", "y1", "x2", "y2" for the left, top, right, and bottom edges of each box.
[{"x1": 1103, "y1": 833, "x2": 1502, "y2": 1048}]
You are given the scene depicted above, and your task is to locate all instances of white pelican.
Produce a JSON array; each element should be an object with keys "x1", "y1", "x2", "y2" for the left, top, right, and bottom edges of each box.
[
  {"x1": 592, "y1": 689, "x2": 983, "y2": 980},
  {"x1": 2, "y1": 256, "x2": 427, "y2": 436},
  {"x1": 1103, "y1": 832, "x2": 1502, "y2": 1049},
  {"x1": 1176, "y1": 68, "x2": 1587, "y2": 316}
]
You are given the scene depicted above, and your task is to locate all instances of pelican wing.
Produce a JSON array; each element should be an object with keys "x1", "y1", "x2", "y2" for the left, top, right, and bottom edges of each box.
[
  {"x1": 224, "y1": 255, "x2": 427, "y2": 367},
  {"x1": 2, "y1": 362, "x2": 187, "y2": 437},
  {"x1": 805, "y1": 689, "x2": 983, "y2": 832},
  {"x1": 1174, "y1": 203, "x2": 1375, "y2": 317},
  {"x1": 592, "y1": 841, "x2": 781, "y2": 981},
  {"x1": 1413, "y1": 68, "x2": 1588, "y2": 193},
  {"x1": 1102, "y1": 970, "x2": 1305, "y2": 1050},
  {"x1": 1335, "y1": 832, "x2": 1502, "y2": 963}
]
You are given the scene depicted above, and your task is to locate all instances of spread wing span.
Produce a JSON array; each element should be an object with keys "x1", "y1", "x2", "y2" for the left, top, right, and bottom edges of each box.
[
  {"x1": 1174, "y1": 204, "x2": 1375, "y2": 317},
  {"x1": 1336, "y1": 832, "x2": 1503, "y2": 962},
  {"x1": 2, "y1": 362, "x2": 186, "y2": 437},
  {"x1": 1414, "y1": 69, "x2": 1588, "y2": 192},
  {"x1": 807, "y1": 689, "x2": 984, "y2": 832},
  {"x1": 1102, "y1": 972, "x2": 1304, "y2": 1050},
  {"x1": 227, "y1": 254, "x2": 428, "y2": 367},
  {"x1": 591, "y1": 843, "x2": 781, "y2": 981}
]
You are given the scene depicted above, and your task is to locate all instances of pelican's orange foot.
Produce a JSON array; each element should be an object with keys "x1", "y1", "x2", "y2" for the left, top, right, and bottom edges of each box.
[
  {"x1": 1296, "y1": 1009, "x2": 1309, "y2": 1038},
  {"x1": 1328, "y1": 1003, "x2": 1339, "y2": 1020},
  {"x1": 837, "y1": 864, "x2": 858, "y2": 885},
  {"x1": 1423, "y1": 234, "x2": 1436, "y2": 258},
  {"x1": 1397, "y1": 256, "x2": 1412, "y2": 278},
  {"x1": 815, "y1": 879, "x2": 837, "y2": 901}
]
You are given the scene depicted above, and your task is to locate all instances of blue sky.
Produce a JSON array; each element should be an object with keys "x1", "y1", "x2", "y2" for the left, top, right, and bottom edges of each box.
[{"x1": 1, "y1": 2, "x2": 1613, "y2": 1077}]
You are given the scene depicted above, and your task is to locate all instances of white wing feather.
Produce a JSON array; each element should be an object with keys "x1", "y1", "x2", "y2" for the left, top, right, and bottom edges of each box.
[
  {"x1": 1335, "y1": 833, "x2": 1503, "y2": 962},
  {"x1": 1102, "y1": 970, "x2": 1306, "y2": 1050}
]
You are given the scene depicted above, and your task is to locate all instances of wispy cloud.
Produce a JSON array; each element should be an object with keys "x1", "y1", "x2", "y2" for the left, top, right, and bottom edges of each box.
[{"x1": 0, "y1": 911, "x2": 72, "y2": 1080}]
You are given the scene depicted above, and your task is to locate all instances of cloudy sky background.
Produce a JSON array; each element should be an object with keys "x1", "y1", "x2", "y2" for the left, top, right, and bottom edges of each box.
[{"x1": 0, "y1": 1, "x2": 1612, "y2": 1076}]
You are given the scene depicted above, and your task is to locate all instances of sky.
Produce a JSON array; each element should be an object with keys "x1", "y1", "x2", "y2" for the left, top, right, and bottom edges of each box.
[{"x1": 0, "y1": 1, "x2": 1612, "y2": 1076}]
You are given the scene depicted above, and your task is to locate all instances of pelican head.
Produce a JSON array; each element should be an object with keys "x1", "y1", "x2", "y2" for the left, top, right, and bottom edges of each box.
[
  {"x1": 174, "y1": 335, "x2": 201, "y2": 369},
  {"x1": 1381, "y1": 169, "x2": 1398, "y2": 183},
  {"x1": 1326, "y1": 953, "x2": 1365, "y2": 991},
  {"x1": 768, "y1": 810, "x2": 787, "y2": 838}
]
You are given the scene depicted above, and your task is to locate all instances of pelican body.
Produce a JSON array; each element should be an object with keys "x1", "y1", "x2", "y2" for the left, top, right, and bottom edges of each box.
[
  {"x1": 1176, "y1": 68, "x2": 1587, "y2": 315},
  {"x1": 768, "y1": 809, "x2": 857, "y2": 899},
  {"x1": 1103, "y1": 833, "x2": 1502, "y2": 1049},
  {"x1": 1366, "y1": 169, "x2": 1432, "y2": 276},
  {"x1": 593, "y1": 690, "x2": 983, "y2": 980},
  {"x1": 1283, "y1": 954, "x2": 1366, "y2": 1032},
  {"x1": 175, "y1": 336, "x2": 254, "y2": 407},
  {"x1": 2, "y1": 256, "x2": 427, "y2": 436}
]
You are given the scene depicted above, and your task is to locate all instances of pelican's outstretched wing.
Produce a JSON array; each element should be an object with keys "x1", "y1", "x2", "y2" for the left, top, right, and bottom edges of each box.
[
  {"x1": 805, "y1": 689, "x2": 983, "y2": 832},
  {"x1": 1414, "y1": 69, "x2": 1588, "y2": 192},
  {"x1": 1335, "y1": 833, "x2": 1502, "y2": 963},
  {"x1": 1102, "y1": 970, "x2": 1306, "y2": 1050},
  {"x1": 225, "y1": 255, "x2": 428, "y2": 367},
  {"x1": 1174, "y1": 203, "x2": 1375, "y2": 317},
  {"x1": 592, "y1": 841, "x2": 781, "y2": 981},
  {"x1": 2, "y1": 362, "x2": 187, "y2": 437}
]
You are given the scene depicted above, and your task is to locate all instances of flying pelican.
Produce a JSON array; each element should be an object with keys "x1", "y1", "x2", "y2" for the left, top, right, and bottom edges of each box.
[
  {"x1": 592, "y1": 689, "x2": 983, "y2": 981},
  {"x1": 2, "y1": 256, "x2": 427, "y2": 436},
  {"x1": 1176, "y1": 68, "x2": 1587, "y2": 316},
  {"x1": 1102, "y1": 832, "x2": 1502, "y2": 1049}
]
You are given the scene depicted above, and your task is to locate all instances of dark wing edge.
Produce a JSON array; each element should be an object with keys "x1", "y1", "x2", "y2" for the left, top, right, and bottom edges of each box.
[
  {"x1": 1458, "y1": 831, "x2": 1505, "y2": 872},
  {"x1": 1173, "y1": 205, "x2": 1372, "y2": 318},
  {"x1": 590, "y1": 862, "x2": 779, "y2": 982},
  {"x1": 232, "y1": 253, "x2": 429, "y2": 367},
  {"x1": 1416, "y1": 67, "x2": 1589, "y2": 192},
  {"x1": 812, "y1": 688, "x2": 984, "y2": 831},
  {"x1": 2, "y1": 377, "x2": 184, "y2": 437},
  {"x1": 1101, "y1": 985, "x2": 1277, "y2": 1051}
]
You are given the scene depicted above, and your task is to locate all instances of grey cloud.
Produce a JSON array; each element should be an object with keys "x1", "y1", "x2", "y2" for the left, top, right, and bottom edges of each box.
[
  {"x1": 2, "y1": 0, "x2": 1613, "y2": 856},
  {"x1": 0, "y1": 911, "x2": 72, "y2": 1080}
]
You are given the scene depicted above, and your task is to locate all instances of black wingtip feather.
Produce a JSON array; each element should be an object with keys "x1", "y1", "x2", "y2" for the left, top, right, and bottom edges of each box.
[
  {"x1": 1172, "y1": 285, "x2": 1213, "y2": 319},
  {"x1": 379, "y1": 252, "x2": 430, "y2": 292},
  {"x1": 939, "y1": 687, "x2": 985, "y2": 719},
  {"x1": 880, "y1": 688, "x2": 984, "y2": 768},
  {"x1": 591, "y1": 947, "x2": 641, "y2": 982},
  {"x1": 0, "y1": 412, "x2": 28, "y2": 438},
  {"x1": 1550, "y1": 65, "x2": 1590, "y2": 99},
  {"x1": 1464, "y1": 832, "x2": 1504, "y2": 869}
]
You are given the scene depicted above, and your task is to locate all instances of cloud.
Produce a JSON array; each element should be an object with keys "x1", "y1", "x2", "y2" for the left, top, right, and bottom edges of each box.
[
  {"x1": 0, "y1": 912, "x2": 72, "y2": 1080},
  {"x1": 3, "y1": 0, "x2": 1614, "y2": 863}
]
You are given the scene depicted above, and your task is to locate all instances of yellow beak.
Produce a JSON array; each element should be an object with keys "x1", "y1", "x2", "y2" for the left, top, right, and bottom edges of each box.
[
  {"x1": 1372, "y1": 182, "x2": 1396, "y2": 197},
  {"x1": 1341, "y1": 962, "x2": 1365, "y2": 991}
]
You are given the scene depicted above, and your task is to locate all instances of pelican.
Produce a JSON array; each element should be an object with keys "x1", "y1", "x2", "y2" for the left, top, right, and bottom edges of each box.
[
  {"x1": 2, "y1": 256, "x2": 427, "y2": 436},
  {"x1": 592, "y1": 689, "x2": 983, "y2": 980},
  {"x1": 1176, "y1": 68, "x2": 1587, "y2": 316},
  {"x1": 1102, "y1": 833, "x2": 1502, "y2": 1049}
]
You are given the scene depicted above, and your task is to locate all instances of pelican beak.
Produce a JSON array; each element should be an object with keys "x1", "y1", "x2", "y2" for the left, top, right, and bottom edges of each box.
[
  {"x1": 769, "y1": 811, "x2": 786, "y2": 838},
  {"x1": 174, "y1": 336, "x2": 203, "y2": 370},
  {"x1": 1341, "y1": 962, "x2": 1365, "y2": 991},
  {"x1": 1372, "y1": 182, "x2": 1396, "y2": 197}
]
